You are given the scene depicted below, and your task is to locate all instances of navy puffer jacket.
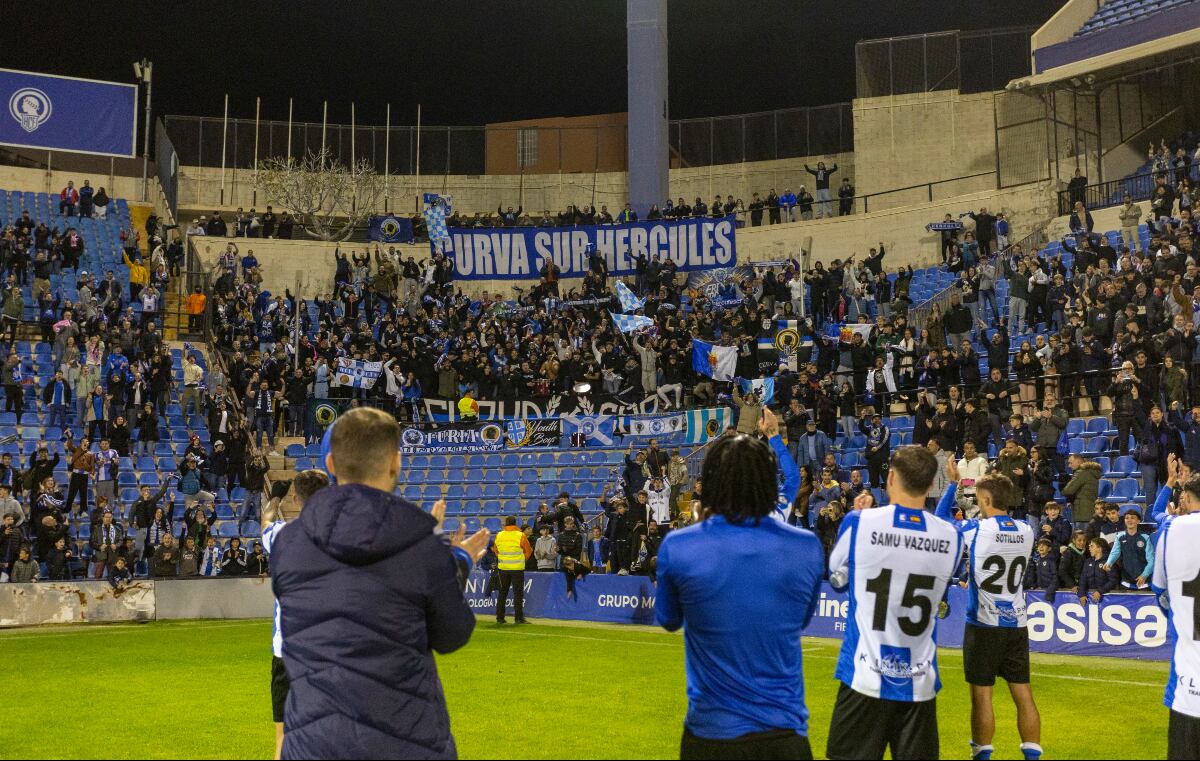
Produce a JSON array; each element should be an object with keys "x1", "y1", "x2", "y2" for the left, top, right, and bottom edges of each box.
[{"x1": 272, "y1": 484, "x2": 475, "y2": 759}]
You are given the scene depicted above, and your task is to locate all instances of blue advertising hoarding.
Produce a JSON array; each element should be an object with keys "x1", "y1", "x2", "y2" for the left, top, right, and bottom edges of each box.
[
  {"x1": 0, "y1": 68, "x2": 137, "y2": 157},
  {"x1": 440, "y1": 216, "x2": 737, "y2": 280},
  {"x1": 465, "y1": 572, "x2": 1172, "y2": 661}
]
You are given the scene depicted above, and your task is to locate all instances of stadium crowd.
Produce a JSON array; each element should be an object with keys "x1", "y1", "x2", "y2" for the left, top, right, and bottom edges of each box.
[{"x1": 4, "y1": 148, "x2": 1200, "y2": 597}]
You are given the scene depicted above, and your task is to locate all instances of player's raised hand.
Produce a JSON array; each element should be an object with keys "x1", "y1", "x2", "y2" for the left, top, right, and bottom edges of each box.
[
  {"x1": 852, "y1": 491, "x2": 874, "y2": 512},
  {"x1": 946, "y1": 456, "x2": 960, "y2": 483},
  {"x1": 758, "y1": 407, "x2": 780, "y2": 438}
]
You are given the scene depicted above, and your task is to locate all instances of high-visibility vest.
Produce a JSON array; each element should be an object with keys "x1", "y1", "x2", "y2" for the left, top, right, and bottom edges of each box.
[{"x1": 494, "y1": 529, "x2": 526, "y2": 571}]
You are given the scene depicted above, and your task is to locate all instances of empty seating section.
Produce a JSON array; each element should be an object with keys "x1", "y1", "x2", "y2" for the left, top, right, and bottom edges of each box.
[{"x1": 1075, "y1": 0, "x2": 1197, "y2": 37}]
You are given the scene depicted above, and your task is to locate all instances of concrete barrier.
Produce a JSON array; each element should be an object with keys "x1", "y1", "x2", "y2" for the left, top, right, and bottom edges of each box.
[{"x1": 0, "y1": 579, "x2": 274, "y2": 628}]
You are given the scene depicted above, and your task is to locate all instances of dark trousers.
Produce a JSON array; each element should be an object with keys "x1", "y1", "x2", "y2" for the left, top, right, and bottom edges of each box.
[
  {"x1": 496, "y1": 569, "x2": 525, "y2": 622},
  {"x1": 681, "y1": 727, "x2": 812, "y2": 761},
  {"x1": 612, "y1": 539, "x2": 631, "y2": 572},
  {"x1": 65, "y1": 472, "x2": 89, "y2": 515},
  {"x1": 867, "y1": 453, "x2": 888, "y2": 487},
  {"x1": 1114, "y1": 414, "x2": 1135, "y2": 456},
  {"x1": 1169, "y1": 709, "x2": 1200, "y2": 761},
  {"x1": 826, "y1": 683, "x2": 938, "y2": 760}
]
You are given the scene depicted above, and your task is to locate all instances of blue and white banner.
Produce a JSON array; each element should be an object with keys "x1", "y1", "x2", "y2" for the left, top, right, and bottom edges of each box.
[
  {"x1": 686, "y1": 408, "x2": 731, "y2": 443},
  {"x1": 563, "y1": 414, "x2": 616, "y2": 445},
  {"x1": 615, "y1": 281, "x2": 645, "y2": 313},
  {"x1": 504, "y1": 418, "x2": 562, "y2": 448},
  {"x1": 0, "y1": 68, "x2": 137, "y2": 157},
  {"x1": 440, "y1": 216, "x2": 737, "y2": 280},
  {"x1": 332, "y1": 358, "x2": 382, "y2": 389},
  {"x1": 738, "y1": 377, "x2": 776, "y2": 405},
  {"x1": 464, "y1": 574, "x2": 1172, "y2": 660},
  {"x1": 623, "y1": 414, "x2": 685, "y2": 437},
  {"x1": 367, "y1": 215, "x2": 414, "y2": 244},
  {"x1": 400, "y1": 422, "x2": 506, "y2": 452}
]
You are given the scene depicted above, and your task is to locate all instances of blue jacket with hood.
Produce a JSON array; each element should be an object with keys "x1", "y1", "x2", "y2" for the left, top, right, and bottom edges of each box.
[{"x1": 272, "y1": 483, "x2": 475, "y2": 759}]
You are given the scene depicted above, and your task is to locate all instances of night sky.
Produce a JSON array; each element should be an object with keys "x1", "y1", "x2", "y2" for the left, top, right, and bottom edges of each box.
[{"x1": 3, "y1": 0, "x2": 1064, "y2": 127}]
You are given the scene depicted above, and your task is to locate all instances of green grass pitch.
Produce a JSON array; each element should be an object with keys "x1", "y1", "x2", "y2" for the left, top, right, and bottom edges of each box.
[{"x1": 0, "y1": 618, "x2": 1169, "y2": 759}]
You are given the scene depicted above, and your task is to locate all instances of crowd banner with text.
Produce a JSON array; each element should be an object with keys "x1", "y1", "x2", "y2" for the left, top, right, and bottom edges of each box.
[
  {"x1": 463, "y1": 573, "x2": 1172, "y2": 660},
  {"x1": 0, "y1": 68, "x2": 137, "y2": 157},
  {"x1": 504, "y1": 418, "x2": 563, "y2": 448},
  {"x1": 332, "y1": 358, "x2": 382, "y2": 389},
  {"x1": 440, "y1": 216, "x2": 737, "y2": 280},
  {"x1": 400, "y1": 421, "x2": 507, "y2": 452},
  {"x1": 420, "y1": 387, "x2": 683, "y2": 422}
]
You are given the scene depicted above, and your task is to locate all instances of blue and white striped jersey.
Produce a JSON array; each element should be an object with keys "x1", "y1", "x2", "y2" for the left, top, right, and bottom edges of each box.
[
  {"x1": 828, "y1": 504, "x2": 961, "y2": 702},
  {"x1": 262, "y1": 520, "x2": 287, "y2": 658},
  {"x1": 1153, "y1": 512, "x2": 1200, "y2": 718}
]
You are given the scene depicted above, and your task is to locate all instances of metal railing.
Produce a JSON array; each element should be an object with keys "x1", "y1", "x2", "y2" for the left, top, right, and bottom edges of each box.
[{"x1": 1056, "y1": 170, "x2": 1161, "y2": 215}]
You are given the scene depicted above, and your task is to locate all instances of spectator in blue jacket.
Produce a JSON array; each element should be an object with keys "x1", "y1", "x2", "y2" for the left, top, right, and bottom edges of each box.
[
  {"x1": 1038, "y1": 502, "x2": 1072, "y2": 550},
  {"x1": 1104, "y1": 505, "x2": 1155, "y2": 589},
  {"x1": 585, "y1": 526, "x2": 610, "y2": 572},
  {"x1": 779, "y1": 188, "x2": 798, "y2": 223},
  {"x1": 1025, "y1": 537, "x2": 1060, "y2": 601},
  {"x1": 807, "y1": 468, "x2": 842, "y2": 529},
  {"x1": 1170, "y1": 403, "x2": 1200, "y2": 470},
  {"x1": 1079, "y1": 537, "x2": 1119, "y2": 604},
  {"x1": 271, "y1": 408, "x2": 489, "y2": 759}
]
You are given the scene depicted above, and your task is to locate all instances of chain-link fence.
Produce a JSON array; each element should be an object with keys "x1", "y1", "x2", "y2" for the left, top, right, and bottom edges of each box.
[{"x1": 856, "y1": 27, "x2": 1036, "y2": 99}]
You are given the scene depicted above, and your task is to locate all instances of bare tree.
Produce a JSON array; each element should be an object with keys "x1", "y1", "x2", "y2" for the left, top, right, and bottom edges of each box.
[{"x1": 255, "y1": 148, "x2": 384, "y2": 241}]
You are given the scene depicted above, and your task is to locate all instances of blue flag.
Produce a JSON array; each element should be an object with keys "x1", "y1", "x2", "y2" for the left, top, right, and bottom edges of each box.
[
  {"x1": 738, "y1": 377, "x2": 776, "y2": 404},
  {"x1": 368, "y1": 215, "x2": 414, "y2": 243}
]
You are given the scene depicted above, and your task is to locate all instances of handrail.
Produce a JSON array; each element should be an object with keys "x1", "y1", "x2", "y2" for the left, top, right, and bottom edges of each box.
[{"x1": 1057, "y1": 169, "x2": 1159, "y2": 215}]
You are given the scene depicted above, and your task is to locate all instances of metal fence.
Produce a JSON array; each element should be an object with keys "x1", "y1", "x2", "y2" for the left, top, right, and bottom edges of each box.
[
  {"x1": 855, "y1": 27, "x2": 1036, "y2": 99},
  {"x1": 162, "y1": 101, "x2": 853, "y2": 179},
  {"x1": 155, "y1": 118, "x2": 179, "y2": 219},
  {"x1": 1057, "y1": 170, "x2": 1162, "y2": 216}
]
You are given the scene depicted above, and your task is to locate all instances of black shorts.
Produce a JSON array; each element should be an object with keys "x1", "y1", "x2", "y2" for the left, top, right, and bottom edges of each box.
[
  {"x1": 681, "y1": 726, "x2": 812, "y2": 761},
  {"x1": 963, "y1": 623, "x2": 1031, "y2": 687},
  {"x1": 271, "y1": 655, "x2": 290, "y2": 723},
  {"x1": 1169, "y1": 710, "x2": 1200, "y2": 761},
  {"x1": 825, "y1": 682, "x2": 938, "y2": 760}
]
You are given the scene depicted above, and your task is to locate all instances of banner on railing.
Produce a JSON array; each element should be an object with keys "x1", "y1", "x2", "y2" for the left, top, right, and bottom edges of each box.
[
  {"x1": 367, "y1": 215, "x2": 414, "y2": 244},
  {"x1": 332, "y1": 358, "x2": 382, "y2": 389},
  {"x1": 441, "y1": 216, "x2": 737, "y2": 280},
  {"x1": 504, "y1": 418, "x2": 562, "y2": 448},
  {"x1": 420, "y1": 387, "x2": 683, "y2": 422},
  {"x1": 0, "y1": 68, "x2": 137, "y2": 157},
  {"x1": 305, "y1": 398, "x2": 353, "y2": 432},
  {"x1": 401, "y1": 421, "x2": 506, "y2": 452},
  {"x1": 464, "y1": 573, "x2": 1172, "y2": 660},
  {"x1": 623, "y1": 413, "x2": 685, "y2": 437}
]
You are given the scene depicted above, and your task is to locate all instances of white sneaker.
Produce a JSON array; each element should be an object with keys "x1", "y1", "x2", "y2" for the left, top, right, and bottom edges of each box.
[{"x1": 617, "y1": 569, "x2": 629, "y2": 576}]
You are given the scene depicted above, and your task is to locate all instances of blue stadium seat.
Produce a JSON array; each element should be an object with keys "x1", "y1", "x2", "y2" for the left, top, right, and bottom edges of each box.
[
  {"x1": 429, "y1": 455, "x2": 448, "y2": 468},
  {"x1": 1067, "y1": 438, "x2": 1085, "y2": 455},
  {"x1": 1086, "y1": 418, "x2": 1114, "y2": 436},
  {"x1": 518, "y1": 469, "x2": 538, "y2": 483},
  {"x1": 1083, "y1": 437, "x2": 1108, "y2": 455},
  {"x1": 503, "y1": 499, "x2": 522, "y2": 514},
  {"x1": 442, "y1": 518, "x2": 460, "y2": 533},
  {"x1": 483, "y1": 517, "x2": 502, "y2": 533},
  {"x1": 402, "y1": 485, "x2": 422, "y2": 501},
  {"x1": 215, "y1": 505, "x2": 236, "y2": 521},
  {"x1": 215, "y1": 522, "x2": 240, "y2": 538},
  {"x1": 1109, "y1": 456, "x2": 1136, "y2": 477},
  {"x1": 1109, "y1": 478, "x2": 1139, "y2": 501},
  {"x1": 1098, "y1": 480, "x2": 1113, "y2": 500},
  {"x1": 285, "y1": 444, "x2": 306, "y2": 458},
  {"x1": 448, "y1": 455, "x2": 467, "y2": 469},
  {"x1": 421, "y1": 484, "x2": 441, "y2": 500},
  {"x1": 1064, "y1": 419, "x2": 1085, "y2": 437},
  {"x1": 483, "y1": 483, "x2": 501, "y2": 498},
  {"x1": 408, "y1": 455, "x2": 430, "y2": 468},
  {"x1": 446, "y1": 484, "x2": 466, "y2": 498},
  {"x1": 407, "y1": 470, "x2": 427, "y2": 485}
]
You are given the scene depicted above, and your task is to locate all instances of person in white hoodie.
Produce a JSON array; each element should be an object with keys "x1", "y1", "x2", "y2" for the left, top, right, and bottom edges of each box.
[
  {"x1": 957, "y1": 440, "x2": 991, "y2": 518},
  {"x1": 645, "y1": 475, "x2": 672, "y2": 525}
]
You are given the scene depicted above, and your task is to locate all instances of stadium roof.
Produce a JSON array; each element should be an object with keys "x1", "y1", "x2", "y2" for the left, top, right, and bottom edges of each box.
[{"x1": 1008, "y1": 25, "x2": 1200, "y2": 89}]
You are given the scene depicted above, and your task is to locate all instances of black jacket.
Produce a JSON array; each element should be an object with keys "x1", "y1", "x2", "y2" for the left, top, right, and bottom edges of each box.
[{"x1": 271, "y1": 484, "x2": 474, "y2": 759}]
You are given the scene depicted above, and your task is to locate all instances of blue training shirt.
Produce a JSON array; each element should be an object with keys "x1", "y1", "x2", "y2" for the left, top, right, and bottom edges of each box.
[{"x1": 655, "y1": 514, "x2": 825, "y2": 739}]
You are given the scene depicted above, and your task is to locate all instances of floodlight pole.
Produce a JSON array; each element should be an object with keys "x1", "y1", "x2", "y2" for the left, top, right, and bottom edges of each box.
[{"x1": 136, "y1": 58, "x2": 153, "y2": 202}]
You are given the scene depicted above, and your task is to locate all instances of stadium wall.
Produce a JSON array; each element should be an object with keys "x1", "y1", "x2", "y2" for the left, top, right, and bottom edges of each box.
[
  {"x1": 172, "y1": 152, "x2": 855, "y2": 220},
  {"x1": 0, "y1": 163, "x2": 149, "y2": 210},
  {"x1": 852, "y1": 90, "x2": 1000, "y2": 197},
  {"x1": 0, "y1": 579, "x2": 274, "y2": 627},
  {"x1": 0, "y1": 575, "x2": 1170, "y2": 662},
  {"x1": 189, "y1": 180, "x2": 1053, "y2": 299}
]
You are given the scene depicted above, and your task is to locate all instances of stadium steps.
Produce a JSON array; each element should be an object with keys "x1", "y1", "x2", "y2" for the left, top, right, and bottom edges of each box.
[{"x1": 161, "y1": 291, "x2": 188, "y2": 341}]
